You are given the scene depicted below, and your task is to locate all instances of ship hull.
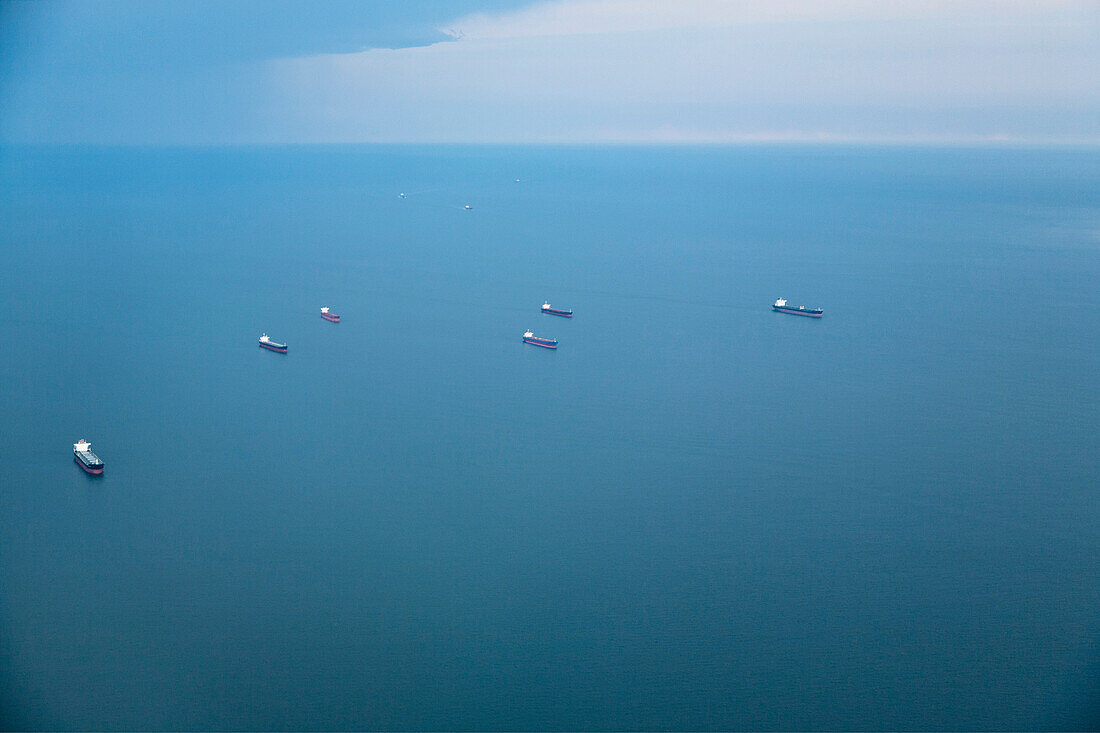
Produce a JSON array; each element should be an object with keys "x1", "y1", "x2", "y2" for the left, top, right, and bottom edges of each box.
[
  {"x1": 523, "y1": 337, "x2": 558, "y2": 349},
  {"x1": 259, "y1": 342, "x2": 288, "y2": 353},
  {"x1": 74, "y1": 455, "x2": 104, "y2": 475},
  {"x1": 541, "y1": 308, "x2": 572, "y2": 318},
  {"x1": 321, "y1": 313, "x2": 340, "y2": 322},
  {"x1": 773, "y1": 306, "x2": 823, "y2": 318}
]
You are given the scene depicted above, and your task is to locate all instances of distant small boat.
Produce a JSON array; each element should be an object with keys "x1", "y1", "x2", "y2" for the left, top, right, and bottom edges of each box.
[
  {"x1": 320, "y1": 307, "x2": 340, "y2": 323},
  {"x1": 73, "y1": 439, "x2": 104, "y2": 475},
  {"x1": 399, "y1": 192, "x2": 406, "y2": 198},
  {"x1": 523, "y1": 331, "x2": 557, "y2": 349},
  {"x1": 773, "y1": 298, "x2": 823, "y2": 317},
  {"x1": 464, "y1": 204, "x2": 472, "y2": 210},
  {"x1": 259, "y1": 333, "x2": 288, "y2": 353},
  {"x1": 541, "y1": 301, "x2": 573, "y2": 318}
]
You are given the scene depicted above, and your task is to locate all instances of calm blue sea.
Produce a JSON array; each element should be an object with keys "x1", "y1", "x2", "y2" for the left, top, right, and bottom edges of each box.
[{"x1": 1, "y1": 144, "x2": 1098, "y2": 731}]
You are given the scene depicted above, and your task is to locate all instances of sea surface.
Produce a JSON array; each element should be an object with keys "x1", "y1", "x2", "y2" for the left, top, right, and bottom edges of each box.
[{"x1": 0, "y1": 144, "x2": 1097, "y2": 731}]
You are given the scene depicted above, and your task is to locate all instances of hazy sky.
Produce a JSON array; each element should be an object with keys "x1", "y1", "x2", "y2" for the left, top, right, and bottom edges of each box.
[{"x1": 2, "y1": 0, "x2": 1098, "y2": 144}]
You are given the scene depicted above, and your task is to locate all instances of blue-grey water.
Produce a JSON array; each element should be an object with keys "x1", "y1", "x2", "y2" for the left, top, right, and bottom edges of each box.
[{"x1": 1, "y1": 145, "x2": 1098, "y2": 731}]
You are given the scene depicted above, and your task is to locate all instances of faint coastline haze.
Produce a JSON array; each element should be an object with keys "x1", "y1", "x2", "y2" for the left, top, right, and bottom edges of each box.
[{"x1": 1, "y1": 0, "x2": 1098, "y2": 143}]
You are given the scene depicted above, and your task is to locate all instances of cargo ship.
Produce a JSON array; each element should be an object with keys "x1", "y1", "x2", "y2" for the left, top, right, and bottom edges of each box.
[
  {"x1": 73, "y1": 440, "x2": 104, "y2": 475},
  {"x1": 541, "y1": 301, "x2": 573, "y2": 318},
  {"x1": 773, "y1": 298, "x2": 823, "y2": 317},
  {"x1": 320, "y1": 307, "x2": 340, "y2": 323},
  {"x1": 523, "y1": 331, "x2": 557, "y2": 349},
  {"x1": 259, "y1": 334, "x2": 288, "y2": 353}
]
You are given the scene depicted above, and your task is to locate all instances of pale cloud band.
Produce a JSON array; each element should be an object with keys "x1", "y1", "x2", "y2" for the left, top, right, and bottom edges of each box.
[
  {"x1": 439, "y1": 0, "x2": 1092, "y2": 41},
  {"x1": 268, "y1": 0, "x2": 1100, "y2": 143},
  {"x1": 2, "y1": 0, "x2": 1096, "y2": 144}
]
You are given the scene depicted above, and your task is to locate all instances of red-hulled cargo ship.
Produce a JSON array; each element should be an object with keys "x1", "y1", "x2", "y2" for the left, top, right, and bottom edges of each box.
[
  {"x1": 523, "y1": 330, "x2": 558, "y2": 349},
  {"x1": 541, "y1": 301, "x2": 573, "y2": 318},
  {"x1": 321, "y1": 307, "x2": 340, "y2": 323}
]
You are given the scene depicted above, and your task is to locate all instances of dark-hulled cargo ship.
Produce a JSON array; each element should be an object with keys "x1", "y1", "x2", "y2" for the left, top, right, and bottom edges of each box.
[
  {"x1": 73, "y1": 440, "x2": 104, "y2": 475},
  {"x1": 320, "y1": 307, "x2": 340, "y2": 323},
  {"x1": 259, "y1": 334, "x2": 288, "y2": 353},
  {"x1": 773, "y1": 298, "x2": 823, "y2": 317}
]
